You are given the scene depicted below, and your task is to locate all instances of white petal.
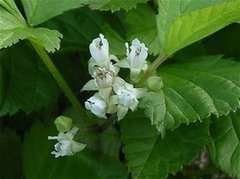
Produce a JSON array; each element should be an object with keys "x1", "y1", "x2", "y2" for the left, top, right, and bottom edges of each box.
[
  {"x1": 117, "y1": 105, "x2": 128, "y2": 120},
  {"x1": 129, "y1": 100, "x2": 139, "y2": 111},
  {"x1": 85, "y1": 95, "x2": 107, "y2": 118},
  {"x1": 72, "y1": 141, "x2": 87, "y2": 153},
  {"x1": 99, "y1": 87, "x2": 112, "y2": 101},
  {"x1": 89, "y1": 34, "x2": 109, "y2": 63},
  {"x1": 113, "y1": 77, "x2": 126, "y2": 93},
  {"x1": 130, "y1": 68, "x2": 141, "y2": 82},
  {"x1": 116, "y1": 60, "x2": 130, "y2": 69},
  {"x1": 65, "y1": 127, "x2": 79, "y2": 139},
  {"x1": 127, "y1": 38, "x2": 148, "y2": 69},
  {"x1": 107, "y1": 95, "x2": 118, "y2": 114},
  {"x1": 81, "y1": 79, "x2": 98, "y2": 91}
]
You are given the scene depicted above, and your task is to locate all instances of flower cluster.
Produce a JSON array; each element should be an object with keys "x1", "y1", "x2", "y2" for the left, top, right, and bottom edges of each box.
[
  {"x1": 82, "y1": 34, "x2": 148, "y2": 120},
  {"x1": 48, "y1": 116, "x2": 86, "y2": 158}
]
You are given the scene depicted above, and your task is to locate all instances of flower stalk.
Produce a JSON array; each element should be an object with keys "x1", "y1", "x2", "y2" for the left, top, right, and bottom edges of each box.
[
  {"x1": 136, "y1": 54, "x2": 168, "y2": 87},
  {"x1": 30, "y1": 41, "x2": 89, "y2": 122}
]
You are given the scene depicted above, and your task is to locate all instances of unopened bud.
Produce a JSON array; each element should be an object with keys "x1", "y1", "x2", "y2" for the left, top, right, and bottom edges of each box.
[
  {"x1": 55, "y1": 116, "x2": 72, "y2": 132},
  {"x1": 146, "y1": 76, "x2": 163, "y2": 91}
]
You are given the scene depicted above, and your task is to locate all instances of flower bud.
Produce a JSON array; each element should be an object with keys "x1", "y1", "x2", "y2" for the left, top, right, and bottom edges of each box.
[
  {"x1": 146, "y1": 76, "x2": 163, "y2": 91},
  {"x1": 54, "y1": 116, "x2": 72, "y2": 132}
]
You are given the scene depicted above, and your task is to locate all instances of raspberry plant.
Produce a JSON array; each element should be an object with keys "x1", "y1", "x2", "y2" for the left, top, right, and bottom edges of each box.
[{"x1": 0, "y1": 0, "x2": 240, "y2": 178}]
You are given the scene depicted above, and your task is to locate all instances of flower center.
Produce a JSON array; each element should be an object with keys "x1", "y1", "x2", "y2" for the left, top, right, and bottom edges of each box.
[{"x1": 93, "y1": 68, "x2": 113, "y2": 87}]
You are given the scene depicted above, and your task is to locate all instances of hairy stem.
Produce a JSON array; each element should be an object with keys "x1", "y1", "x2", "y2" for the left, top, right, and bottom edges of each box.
[
  {"x1": 136, "y1": 54, "x2": 168, "y2": 87},
  {"x1": 31, "y1": 41, "x2": 89, "y2": 122}
]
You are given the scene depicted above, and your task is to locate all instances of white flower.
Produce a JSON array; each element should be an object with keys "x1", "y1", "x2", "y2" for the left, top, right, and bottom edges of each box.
[
  {"x1": 110, "y1": 78, "x2": 146, "y2": 120},
  {"x1": 89, "y1": 34, "x2": 109, "y2": 64},
  {"x1": 116, "y1": 85, "x2": 138, "y2": 109},
  {"x1": 117, "y1": 38, "x2": 148, "y2": 82},
  {"x1": 48, "y1": 127, "x2": 86, "y2": 158},
  {"x1": 88, "y1": 55, "x2": 119, "y2": 76},
  {"x1": 127, "y1": 39, "x2": 148, "y2": 69},
  {"x1": 93, "y1": 67, "x2": 114, "y2": 88},
  {"x1": 88, "y1": 34, "x2": 119, "y2": 75},
  {"x1": 81, "y1": 67, "x2": 118, "y2": 100},
  {"x1": 85, "y1": 95, "x2": 107, "y2": 118}
]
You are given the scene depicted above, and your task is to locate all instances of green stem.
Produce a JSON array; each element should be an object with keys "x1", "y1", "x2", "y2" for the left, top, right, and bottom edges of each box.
[
  {"x1": 136, "y1": 54, "x2": 168, "y2": 87},
  {"x1": 31, "y1": 41, "x2": 89, "y2": 122},
  {"x1": 88, "y1": 115, "x2": 116, "y2": 133}
]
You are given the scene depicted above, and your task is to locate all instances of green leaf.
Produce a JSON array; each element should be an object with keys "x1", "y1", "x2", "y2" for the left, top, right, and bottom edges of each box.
[
  {"x1": 208, "y1": 111, "x2": 240, "y2": 179},
  {"x1": 0, "y1": 66, "x2": 4, "y2": 107},
  {"x1": 102, "y1": 24, "x2": 126, "y2": 56},
  {"x1": 0, "y1": 44, "x2": 59, "y2": 116},
  {"x1": 44, "y1": 7, "x2": 104, "y2": 53},
  {"x1": 125, "y1": 4, "x2": 160, "y2": 55},
  {"x1": 86, "y1": 0, "x2": 147, "y2": 12},
  {"x1": 0, "y1": 129, "x2": 22, "y2": 178},
  {"x1": 120, "y1": 111, "x2": 209, "y2": 179},
  {"x1": 157, "y1": 0, "x2": 240, "y2": 54},
  {"x1": 0, "y1": 0, "x2": 24, "y2": 19},
  {"x1": 0, "y1": 7, "x2": 62, "y2": 52},
  {"x1": 27, "y1": 28, "x2": 63, "y2": 53},
  {"x1": 23, "y1": 120, "x2": 128, "y2": 179},
  {"x1": 21, "y1": 0, "x2": 87, "y2": 26},
  {"x1": 140, "y1": 56, "x2": 240, "y2": 134}
]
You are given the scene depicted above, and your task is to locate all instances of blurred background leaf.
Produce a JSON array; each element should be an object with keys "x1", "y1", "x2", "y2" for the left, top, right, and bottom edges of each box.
[
  {"x1": 0, "y1": 43, "x2": 60, "y2": 116},
  {"x1": 0, "y1": 129, "x2": 22, "y2": 179}
]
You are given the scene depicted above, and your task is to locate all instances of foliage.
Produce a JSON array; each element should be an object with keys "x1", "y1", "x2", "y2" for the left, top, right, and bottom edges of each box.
[
  {"x1": 121, "y1": 112, "x2": 209, "y2": 178},
  {"x1": 208, "y1": 112, "x2": 240, "y2": 178},
  {"x1": 0, "y1": 0, "x2": 240, "y2": 178}
]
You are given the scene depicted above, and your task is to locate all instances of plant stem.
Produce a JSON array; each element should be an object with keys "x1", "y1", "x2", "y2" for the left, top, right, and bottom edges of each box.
[
  {"x1": 87, "y1": 114, "x2": 116, "y2": 133},
  {"x1": 136, "y1": 54, "x2": 168, "y2": 87},
  {"x1": 31, "y1": 41, "x2": 89, "y2": 121}
]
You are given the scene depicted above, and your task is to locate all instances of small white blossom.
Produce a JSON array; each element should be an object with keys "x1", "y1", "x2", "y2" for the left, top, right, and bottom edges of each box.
[
  {"x1": 85, "y1": 95, "x2": 107, "y2": 118},
  {"x1": 81, "y1": 67, "x2": 118, "y2": 100},
  {"x1": 89, "y1": 34, "x2": 109, "y2": 64},
  {"x1": 93, "y1": 67, "x2": 114, "y2": 88},
  {"x1": 116, "y1": 85, "x2": 138, "y2": 109},
  {"x1": 82, "y1": 35, "x2": 149, "y2": 120},
  {"x1": 117, "y1": 38, "x2": 148, "y2": 82},
  {"x1": 127, "y1": 39, "x2": 148, "y2": 68},
  {"x1": 110, "y1": 79, "x2": 146, "y2": 120},
  {"x1": 89, "y1": 34, "x2": 120, "y2": 74},
  {"x1": 48, "y1": 127, "x2": 86, "y2": 158}
]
